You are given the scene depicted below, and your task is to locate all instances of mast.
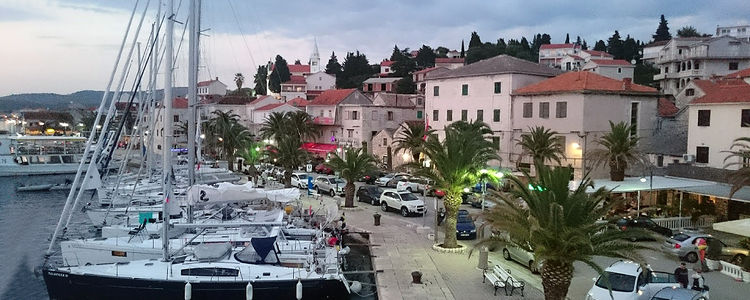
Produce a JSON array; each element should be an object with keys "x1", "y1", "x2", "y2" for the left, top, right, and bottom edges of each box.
[
  {"x1": 147, "y1": 3, "x2": 159, "y2": 181},
  {"x1": 186, "y1": 0, "x2": 199, "y2": 224},
  {"x1": 161, "y1": 0, "x2": 173, "y2": 262}
]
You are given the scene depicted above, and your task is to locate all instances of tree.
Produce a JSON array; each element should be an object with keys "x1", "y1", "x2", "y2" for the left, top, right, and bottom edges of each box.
[
  {"x1": 469, "y1": 32, "x2": 483, "y2": 49},
  {"x1": 588, "y1": 121, "x2": 647, "y2": 181},
  {"x1": 207, "y1": 110, "x2": 252, "y2": 171},
  {"x1": 395, "y1": 76, "x2": 416, "y2": 94},
  {"x1": 259, "y1": 111, "x2": 320, "y2": 142},
  {"x1": 593, "y1": 40, "x2": 607, "y2": 51},
  {"x1": 294, "y1": 59, "x2": 301, "y2": 65},
  {"x1": 575, "y1": 35, "x2": 582, "y2": 46},
  {"x1": 390, "y1": 45, "x2": 416, "y2": 77},
  {"x1": 435, "y1": 46, "x2": 449, "y2": 58},
  {"x1": 325, "y1": 51, "x2": 342, "y2": 76},
  {"x1": 337, "y1": 51, "x2": 373, "y2": 89},
  {"x1": 415, "y1": 45, "x2": 436, "y2": 68},
  {"x1": 233, "y1": 73, "x2": 244, "y2": 91},
  {"x1": 411, "y1": 120, "x2": 499, "y2": 248},
  {"x1": 606, "y1": 31, "x2": 624, "y2": 59},
  {"x1": 265, "y1": 136, "x2": 309, "y2": 187},
  {"x1": 582, "y1": 40, "x2": 588, "y2": 50},
  {"x1": 393, "y1": 121, "x2": 435, "y2": 163},
  {"x1": 564, "y1": 33, "x2": 570, "y2": 44},
  {"x1": 253, "y1": 65, "x2": 268, "y2": 96},
  {"x1": 460, "y1": 40, "x2": 465, "y2": 58},
  {"x1": 723, "y1": 137, "x2": 750, "y2": 197},
  {"x1": 653, "y1": 14, "x2": 672, "y2": 42},
  {"x1": 268, "y1": 55, "x2": 291, "y2": 93},
  {"x1": 325, "y1": 148, "x2": 378, "y2": 207},
  {"x1": 621, "y1": 35, "x2": 640, "y2": 62},
  {"x1": 634, "y1": 63, "x2": 659, "y2": 86},
  {"x1": 479, "y1": 165, "x2": 649, "y2": 299},
  {"x1": 517, "y1": 126, "x2": 566, "y2": 167},
  {"x1": 677, "y1": 26, "x2": 702, "y2": 37},
  {"x1": 237, "y1": 141, "x2": 263, "y2": 183}
]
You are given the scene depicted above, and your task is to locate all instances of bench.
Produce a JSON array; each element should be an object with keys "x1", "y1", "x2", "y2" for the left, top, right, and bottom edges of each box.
[{"x1": 482, "y1": 265, "x2": 525, "y2": 297}]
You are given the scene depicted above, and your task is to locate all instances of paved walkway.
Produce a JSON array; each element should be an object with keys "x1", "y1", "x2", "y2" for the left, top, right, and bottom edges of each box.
[{"x1": 298, "y1": 195, "x2": 545, "y2": 299}]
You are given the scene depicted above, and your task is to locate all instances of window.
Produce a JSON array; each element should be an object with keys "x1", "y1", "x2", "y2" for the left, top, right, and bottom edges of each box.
[
  {"x1": 697, "y1": 110, "x2": 711, "y2": 126},
  {"x1": 493, "y1": 109, "x2": 501, "y2": 122},
  {"x1": 695, "y1": 61, "x2": 700, "y2": 69},
  {"x1": 685, "y1": 88, "x2": 695, "y2": 96},
  {"x1": 181, "y1": 268, "x2": 239, "y2": 277},
  {"x1": 461, "y1": 84, "x2": 469, "y2": 96},
  {"x1": 382, "y1": 138, "x2": 387, "y2": 146},
  {"x1": 347, "y1": 129, "x2": 353, "y2": 138},
  {"x1": 491, "y1": 137, "x2": 500, "y2": 150},
  {"x1": 371, "y1": 111, "x2": 377, "y2": 120},
  {"x1": 476, "y1": 109, "x2": 483, "y2": 121},
  {"x1": 447, "y1": 110, "x2": 453, "y2": 121},
  {"x1": 351, "y1": 111, "x2": 359, "y2": 120},
  {"x1": 173, "y1": 115, "x2": 179, "y2": 122},
  {"x1": 523, "y1": 103, "x2": 533, "y2": 118},
  {"x1": 696, "y1": 146, "x2": 709, "y2": 164},
  {"x1": 657, "y1": 155, "x2": 664, "y2": 167},
  {"x1": 566, "y1": 62, "x2": 571, "y2": 70},
  {"x1": 387, "y1": 111, "x2": 394, "y2": 121},
  {"x1": 630, "y1": 102, "x2": 639, "y2": 136},
  {"x1": 539, "y1": 102, "x2": 550, "y2": 119},
  {"x1": 433, "y1": 86, "x2": 439, "y2": 96},
  {"x1": 555, "y1": 102, "x2": 567, "y2": 118},
  {"x1": 461, "y1": 110, "x2": 468, "y2": 121},
  {"x1": 729, "y1": 62, "x2": 739, "y2": 70},
  {"x1": 494, "y1": 82, "x2": 502, "y2": 94},
  {"x1": 367, "y1": 83, "x2": 373, "y2": 91},
  {"x1": 742, "y1": 109, "x2": 750, "y2": 127},
  {"x1": 432, "y1": 110, "x2": 439, "y2": 121},
  {"x1": 381, "y1": 83, "x2": 387, "y2": 90},
  {"x1": 617, "y1": 67, "x2": 622, "y2": 74},
  {"x1": 417, "y1": 111, "x2": 423, "y2": 119},
  {"x1": 556, "y1": 136, "x2": 566, "y2": 149}
]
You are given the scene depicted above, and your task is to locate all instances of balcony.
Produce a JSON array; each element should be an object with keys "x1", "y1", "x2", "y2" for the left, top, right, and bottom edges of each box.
[{"x1": 313, "y1": 116, "x2": 335, "y2": 125}]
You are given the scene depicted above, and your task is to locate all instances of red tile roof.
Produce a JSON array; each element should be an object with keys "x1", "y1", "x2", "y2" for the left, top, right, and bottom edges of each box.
[
  {"x1": 173, "y1": 97, "x2": 188, "y2": 109},
  {"x1": 435, "y1": 57, "x2": 465, "y2": 64},
  {"x1": 724, "y1": 67, "x2": 750, "y2": 79},
  {"x1": 514, "y1": 71, "x2": 657, "y2": 95},
  {"x1": 255, "y1": 103, "x2": 286, "y2": 111},
  {"x1": 413, "y1": 66, "x2": 441, "y2": 75},
  {"x1": 287, "y1": 97, "x2": 308, "y2": 107},
  {"x1": 249, "y1": 95, "x2": 272, "y2": 105},
  {"x1": 691, "y1": 79, "x2": 750, "y2": 104},
  {"x1": 658, "y1": 98, "x2": 679, "y2": 117},
  {"x1": 589, "y1": 59, "x2": 632, "y2": 66},
  {"x1": 288, "y1": 64, "x2": 311, "y2": 73},
  {"x1": 380, "y1": 60, "x2": 394, "y2": 67},
  {"x1": 283, "y1": 75, "x2": 307, "y2": 85},
  {"x1": 540, "y1": 43, "x2": 580, "y2": 50},
  {"x1": 582, "y1": 50, "x2": 613, "y2": 58},
  {"x1": 307, "y1": 89, "x2": 356, "y2": 105},
  {"x1": 216, "y1": 95, "x2": 254, "y2": 105},
  {"x1": 197, "y1": 78, "x2": 221, "y2": 87}
]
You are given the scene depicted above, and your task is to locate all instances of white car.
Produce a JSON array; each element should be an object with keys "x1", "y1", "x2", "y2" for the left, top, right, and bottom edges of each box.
[
  {"x1": 375, "y1": 173, "x2": 408, "y2": 187},
  {"x1": 502, "y1": 242, "x2": 540, "y2": 273},
  {"x1": 586, "y1": 261, "x2": 680, "y2": 300},
  {"x1": 379, "y1": 189, "x2": 425, "y2": 217},
  {"x1": 314, "y1": 176, "x2": 346, "y2": 196},
  {"x1": 396, "y1": 177, "x2": 432, "y2": 193},
  {"x1": 290, "y1": 172, "x2": 309, "y2": 189}
]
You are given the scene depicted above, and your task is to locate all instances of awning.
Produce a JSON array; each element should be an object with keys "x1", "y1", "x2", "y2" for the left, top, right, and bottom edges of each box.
[
  {"x1": 301, "y1": 142, "x2": 337, "y2": 154},
  {"x1": 578, "y1": 176, "x2": 715, "y2": 193},
  {"x1": 713, "y1": 218, "x2": 750, "y2": 237},
  {"x1": 675, "y1": 184, "x2": 750, "y2": 203}
]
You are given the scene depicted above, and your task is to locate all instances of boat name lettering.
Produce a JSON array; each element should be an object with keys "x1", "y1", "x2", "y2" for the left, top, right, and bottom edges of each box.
[
  {"x1": 47, "y1": 272, "x2": 68, "y2": 278},
  {"x1": 199, "y1": 190, "x2": 210, "y2": 202}
]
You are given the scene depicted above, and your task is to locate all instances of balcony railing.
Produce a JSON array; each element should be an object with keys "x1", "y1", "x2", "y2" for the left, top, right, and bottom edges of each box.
[{"x1": 312, "y1": 116, "x2": 335, "y2": 125}]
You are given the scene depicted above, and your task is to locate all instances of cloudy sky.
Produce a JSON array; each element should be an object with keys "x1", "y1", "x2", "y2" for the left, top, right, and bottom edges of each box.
[{"x1": 0, "y1": 0, "x2": 748, "y2": 96}]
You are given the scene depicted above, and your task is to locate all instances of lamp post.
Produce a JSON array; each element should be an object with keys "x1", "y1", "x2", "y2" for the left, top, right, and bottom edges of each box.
[{"x1": 638, "y1": 167, "x2": 653, "y2": 217}]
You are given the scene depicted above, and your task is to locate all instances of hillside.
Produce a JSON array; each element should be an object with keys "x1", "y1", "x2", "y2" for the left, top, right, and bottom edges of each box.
[{"x1": 0, "y1": 87, "x2": 189, "y2": 112}]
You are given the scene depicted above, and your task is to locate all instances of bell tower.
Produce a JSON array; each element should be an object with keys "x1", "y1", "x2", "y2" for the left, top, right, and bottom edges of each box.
[{"x1": 309, "y1": 37, "x2": 321, "y2": 73}]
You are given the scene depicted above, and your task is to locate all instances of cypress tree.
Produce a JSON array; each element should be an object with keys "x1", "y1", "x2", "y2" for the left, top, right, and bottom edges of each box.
[
  {"x1": 593, "y1": 40, "x2": 607, "y2": 51},
  {"x1": 253, "y1": 65, "x2": 267, "y2": 96},
  {"x1": 325, "y1": 51, "x2": 342, "y2": 76},
  {"x1": 565, "y1": 33, "x2": 570, "y2": 44},
  {"x1": 469, "y1": 32, "x2": 482, "y2": 49},
  {"x1": 460, "y1": 40, "x2": 465, "y2": 58},
  {"x1": 653, "y1": 14, "x2": 672, "y2": 42},
  {"x1": 268, "y1": 55, "x2": 291, "y2": 93}
]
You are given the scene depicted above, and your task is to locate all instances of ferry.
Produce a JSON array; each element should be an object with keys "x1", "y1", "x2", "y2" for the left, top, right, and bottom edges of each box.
[{"x1": 0, "y1": 134, "x2": 87, "y2": 177}]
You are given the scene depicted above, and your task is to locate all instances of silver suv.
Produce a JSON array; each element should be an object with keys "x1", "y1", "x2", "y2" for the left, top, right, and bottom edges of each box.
[
  {"x1": 313, "y1": 176, "x2": 347, "y2": 196},
  {"x1": 662, "y1": 232, "x2": 748, "y2": 264}
]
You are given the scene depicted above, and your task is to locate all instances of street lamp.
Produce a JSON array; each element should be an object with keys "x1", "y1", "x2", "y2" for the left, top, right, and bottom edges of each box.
[
  {"x1": 59, "y1": 122, "x2": 69, "y2": 136},
  {"x1": 638, "y1": 167, "x2": 654, "y2": 216}
]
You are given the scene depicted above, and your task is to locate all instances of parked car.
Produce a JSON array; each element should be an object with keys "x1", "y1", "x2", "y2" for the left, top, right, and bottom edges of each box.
[
  {"x1": 375, "y1": 173, "x2": 408, "y2": 187},
  {"x1": 379, "y1": 189, "x2": 425, "y2": 217},
  {"x1": 456, "y1": 209, "x2": 476, "y2": 240},
  {"x1": 662, "y1": 232, "x2": 749, "y2": 263},
  {"x1": 290, "y1": 172, "x2": 309, "y2": 189},
  {"x1": 427, "y1": 188, "x2": 445, "y2": 198},
  {"x1": 615, "y1": 217, "x2": 673, "y2": 241},
  {"x1": 314, "y1": 176, "x2": 346, "y2": 196},
  {"x1": 360, "y1": 171, "x2": 386, "y2": 184},
  {"x1": 396, "y1": 177, "x2": 432, "y2": 193},
  {"x1": 356, "y1": 186, "x2": 384, "y2": 205},
  {"x1": 314, "y1": 163, "x2": 334, "y2": 175},
  {"x1": 650, "y1": 287, "x2": 707, "y2": 300},
  {"x1": 385, "y1": 174, "x2": 410, "y2": 188},
  {"x1": 502, "y1": 241, "x2": 540, "y2": 273},
  {"x1": 586, "y1": 261, "x2": 680, "y2": 300}
]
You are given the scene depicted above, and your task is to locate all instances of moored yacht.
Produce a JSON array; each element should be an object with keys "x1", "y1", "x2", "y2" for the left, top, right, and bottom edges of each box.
[{"x1": 0, "y1": 135, "x2": 87, "y2": 176}]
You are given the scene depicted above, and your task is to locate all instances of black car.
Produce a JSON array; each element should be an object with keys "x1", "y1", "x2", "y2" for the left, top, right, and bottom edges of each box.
[
  {"x1": 615, "y1": 216, "x2": 673, "y2": 241},
  {"x1": 357, "y1": 186, "x2": 384, "y2": 205}
]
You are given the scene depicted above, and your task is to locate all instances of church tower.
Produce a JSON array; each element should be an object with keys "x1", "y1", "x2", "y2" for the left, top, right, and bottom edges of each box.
[{"x1": 309, "y1": 37, "x2": 321, "y2": 73}]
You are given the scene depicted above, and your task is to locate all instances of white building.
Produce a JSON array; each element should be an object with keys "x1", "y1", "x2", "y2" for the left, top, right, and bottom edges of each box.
[
  {"x1": 582, "y1": 59, "x2": 635, "y2": 81},
  {"x1": 435, "y1": 57, "x2": 465, "y2": 69},
  {"x1": 280, "y1": 75, "x2": 307, "y2": 100},
  {"x1": 338, "y1": 94, "x2": 423, "y2": 152},
  {"x1": 716, "y1": 25, "x2": 750, "y2": 41},
  {"x1": 305, "y1": 89, "x2": 372, "y2": 147},
  {"x1": 642, "y1": 40, "x2": 669, "y2": 65},
  {"x1": 305, "y1": 71, "x2": 336, "y2": 100},
  {"x1": 379, "y1": 60, "x2": 394, "y2": 76},
  {"x1": 560, "y1": 50, "x2": 616, "y2": 72},
  {"x1": 538, "y1": 43, "x2": 582, "y2": 68},
  {"x1": 197, "y1": 78, "x2": 227, "y2": 98}
]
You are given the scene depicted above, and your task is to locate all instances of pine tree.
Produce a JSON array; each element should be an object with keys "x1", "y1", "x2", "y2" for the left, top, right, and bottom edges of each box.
[
  {"x1": 268, "y1": 55, "x2": 291, "y2": 93},
  {"x1": 395, "y1": 76, "x2": 416, "y2": 94},
  {"x1": 653, "y1": 14, "x2": 672, "y2": 42},
  {"x1": 621, "y1": 35, "x2": 640, "y2": 62},
  {"x1": 390, "y1": 46, "x2": 416, "y2": 77},
  {"x1": 576, "y1": 36, "x2": 582, "y2": 45},
  {"x1": 337, "y1": 51, "x2": 373, "y2": 89},
  {"x1": 606, "y1": 31, "x2": 624, "y2": 58},
  {"x1": 565, "y1": 33, "x2": 570, "y2": 44},
  {"x1": 460, "y1": 40, "x2": 465, "y2": 58},
  {"x1": 415, "y1": 45, "x2": 436, "y2": 68},
  {"x1": 582, "y1": 40, "x2": 589, "y2": 50},
  {"x1": 253, "y1": 65, "x2": 267, "y2": 96},
  {"x1": 325, "y1": 51, "x2": 342, "y2": 76},
  {"x1": 677, "y1": 26, "x2": 702, "y2": 37},
  {"x1": 435, "y1": 46, "x2": 449, "y2": 58},
  {"x1": 468, "y1": 32, "x2": 482, "y2": 49},
  {"x1": 594, "y1": 40, "x2": 607, "y2": 51},
  {"x1": 294, "y1": 59, "x2": 301, "y2": 65}
]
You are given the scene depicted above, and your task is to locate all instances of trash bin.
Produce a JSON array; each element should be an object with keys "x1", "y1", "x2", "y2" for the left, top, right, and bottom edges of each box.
[
  {"x1": 477, "y1": 247, "x2": 489, "y2": 270},
  {"x1": 373, "y1": 213, "x2": 381, "y2": 226},
  {"x1": 411, "y1": 271, "x2": 422, "y2": 284}
]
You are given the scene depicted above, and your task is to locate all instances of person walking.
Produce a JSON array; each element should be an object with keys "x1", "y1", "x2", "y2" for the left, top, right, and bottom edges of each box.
[{"x1": 674, "y1": 262, "x2": 689, "y2": 288}]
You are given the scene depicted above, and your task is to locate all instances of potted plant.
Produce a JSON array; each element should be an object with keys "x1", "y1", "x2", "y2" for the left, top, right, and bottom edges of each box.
[{"x1": 705, "y1": 238, "x2": 723, "y2": 271}]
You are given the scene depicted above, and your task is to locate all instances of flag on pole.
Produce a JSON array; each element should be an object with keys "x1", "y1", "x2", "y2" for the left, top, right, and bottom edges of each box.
[{"x1": 422, "y1": 115, "x2": 429, "y2": 141}]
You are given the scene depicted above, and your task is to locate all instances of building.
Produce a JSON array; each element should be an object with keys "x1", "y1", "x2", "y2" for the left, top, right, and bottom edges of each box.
[
  {"x1": 371, "y1": 120, "x2": 425, "y2": 169},
  {"x1": 424, "y1": 54, "x2": 563, "y2": 166},
  {"x1": 538, "y1": 43, "x2": 582, "y2": 68},
  {"x1": 309, "y1": 37, "x2": 321, "y2": 73},
  {"x1": 446, "y1": 50, "x2": 461, "y2": 58},
  {"x1": 153, "y1": 97, "x2": 190, "y2": 150},
  {"x1": 560, "y1": 50, "x2": 616, "y2": 71},
  {"x1": 642, "y1": 40, "x2": 669, "y2": 65},
  {"x1": 305, "y1": 72, "x2": 336, "y2": 100},
  {"x1": 413, "y1": 67, "x2": 449, "y2": 94},
  {"x1": 338, "y1": 93, "x2": 423, "y2": 152},
  {"x1": 305, "y1": 89, "x2": 371, "y2": 146},
  {"x1": 512, "y1": 72, "x2": 660, "y2": 180},
  {"x1": 716, "y1": 25, "x2": 750, "y2": 41},
  {"x1": 380, "y1": 60, "x2": 394, "y2": 76},
  {"x1": 362, "y1": 77, "x2": 401, "y2": 94},
  {"x1": 434, "y1": 57, "x2": 465, "y2": 69},
  {"x1": 197, "y1": 78, "x2": 228, "y2": 99},
  {"x1": 686, "y1": 77, "x2": 750, "y2": 169},
  {"x1": 280, "y1": 75, "x2": 307, "y2": 100},
  {"x1": 266, "y1": 39, "x2": 324, "y2": 94},
  {"x1": 252, "y1": 101, "x2": 304, "y2": 130},
  {"x1": 581, "y1": 59, "x2": 635, "y2": 81},
  {"x1": 653, "y1": 36, "x2": 750, "y2": 95}
]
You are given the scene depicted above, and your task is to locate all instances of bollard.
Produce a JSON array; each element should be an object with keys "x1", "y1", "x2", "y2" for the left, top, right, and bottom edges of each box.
[
  {"x1": 373, "y1": 213, "x2": 381, "y2": 226},
  {"x1": 411, "y1": 271, "x2": 423, "y2": 284},
  {"x1": 477, "y1": 247, "x2": 489, "y2": 270}
]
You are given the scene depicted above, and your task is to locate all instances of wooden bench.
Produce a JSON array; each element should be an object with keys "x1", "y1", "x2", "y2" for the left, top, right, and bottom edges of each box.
[{"x1": 483, "y1": 265, "x2": 525, "y2": 297}]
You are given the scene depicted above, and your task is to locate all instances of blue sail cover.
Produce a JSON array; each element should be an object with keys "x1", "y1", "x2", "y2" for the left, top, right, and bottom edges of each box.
[{"x1": 250, "y1": 236, "x2": 276, "y2": 263}]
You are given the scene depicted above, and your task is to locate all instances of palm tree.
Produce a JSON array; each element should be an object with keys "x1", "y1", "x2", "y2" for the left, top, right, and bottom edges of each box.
[
  {"x1": 411, "y1": 120, "x2": 499, "y2": 248},
  {"x1": 588, "y1": 121, "x2": 646, "y2": 181},
  {"x1": 259, "y1": 112, "x2": 287, "y2": 140},
  {"x1": 237, "y1": 142, "x2": 263, "y2": 183},
  {"x1": 517, "y1": 126, "x2": 565, "y2": 167},
  {"x1": 234, "y1": 73, "x2": 244, "y2": 91},
  {"x1": 265, "y1": 136, "x2": 309, "y2": 187},
  {"x1": 260, "y1": 111, "x2": 320, "y2": 142},
  {"x1": 724, "y1": 137, "x2": 750, "y2": 197},
  {"x1": 326, "y1": 147, "x2": 378, "y2": 207},
  {"x1": 479, "y1": 165, "x2": 650, "y2": 299},
  {"x1": 393, "y1": 122, "x2": 434, "y2": 162},
  {"x1": 207, "y1": 110, "x2": 250, "y2": 171}
]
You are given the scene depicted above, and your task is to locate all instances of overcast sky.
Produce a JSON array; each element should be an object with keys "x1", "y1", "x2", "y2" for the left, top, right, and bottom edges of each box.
[{"x1": 0, "y1": 0, "x2": 748, "y2": 96}]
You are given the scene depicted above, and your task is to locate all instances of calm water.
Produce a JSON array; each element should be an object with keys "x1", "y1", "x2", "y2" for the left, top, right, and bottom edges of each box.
[{"x1": 0, "y1": 175, "x2": 95, "y2": 299}]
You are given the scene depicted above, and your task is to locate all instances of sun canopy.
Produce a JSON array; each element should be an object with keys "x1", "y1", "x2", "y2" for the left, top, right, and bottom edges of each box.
[
  {"x1": 576, "y1": 176, "x2": 715, "y2": 193},
  {"x1": 301, "y1": 142, "x2": 337, "y2": 154},
  {"x1": 713, "y1": 218, "x2": 750, "y2": 237},
  {"x1": 186, "y1": 183, "x2": 300, "y2": 206},
  {"x1": 675, "y1": 184, "x2": 750, "y2": 203}
]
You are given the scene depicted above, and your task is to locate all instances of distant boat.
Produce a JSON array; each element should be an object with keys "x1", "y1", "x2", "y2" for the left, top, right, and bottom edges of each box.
[
  {"x1": 0, "y1": 135, "x2": 88, "y2": 177},
  {"x1": 16, "y1": 183, "x2": 53, "y2": 192}
]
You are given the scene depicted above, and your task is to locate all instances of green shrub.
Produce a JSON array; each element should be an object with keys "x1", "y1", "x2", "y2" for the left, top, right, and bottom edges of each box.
[{"x1": 739, "y1": 237, "x2": 750, "y2": 250}]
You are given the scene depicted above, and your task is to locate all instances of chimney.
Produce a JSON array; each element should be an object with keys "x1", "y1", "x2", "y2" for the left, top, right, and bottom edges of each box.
[
  {"x1": 623, "y1": 78, "x2": 632, "y2": 90},
  {"x1": 215, "y1": 77, "x2": 219, "y2": 81}
]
